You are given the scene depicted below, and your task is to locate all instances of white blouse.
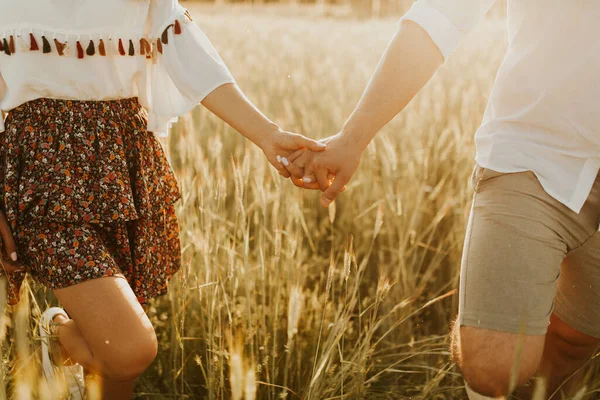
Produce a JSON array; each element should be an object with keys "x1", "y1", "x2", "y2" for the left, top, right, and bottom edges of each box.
[{"x1": 0, "y1": 0, "x2": 235, "y2": 136}]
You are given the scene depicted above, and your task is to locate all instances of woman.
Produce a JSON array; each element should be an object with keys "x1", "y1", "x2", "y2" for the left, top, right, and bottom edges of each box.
[{"x1": 0, "y1": 1, "x2": 324, "y2": 398}]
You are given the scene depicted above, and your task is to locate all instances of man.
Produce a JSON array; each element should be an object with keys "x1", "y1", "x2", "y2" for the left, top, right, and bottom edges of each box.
[{"x1": 281, "y1": 0, "x2": 600, "y2": 398}]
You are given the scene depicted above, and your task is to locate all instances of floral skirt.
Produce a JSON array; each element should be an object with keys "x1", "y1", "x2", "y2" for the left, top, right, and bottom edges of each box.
[{"x1": 0, "y1": 98, "x2": 182, "y2": 305}]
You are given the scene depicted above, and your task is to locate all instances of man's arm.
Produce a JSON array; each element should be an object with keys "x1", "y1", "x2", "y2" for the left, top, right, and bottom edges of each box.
[
  {"x1": 287, "y1": 0, "x2": 496, "y2": 206},
  {"x1": 341, "y1": 20, "x2": 443, "y2": 150},
  {"x1": 286, "y1": 21, "x2": 442, "y2": 206}
]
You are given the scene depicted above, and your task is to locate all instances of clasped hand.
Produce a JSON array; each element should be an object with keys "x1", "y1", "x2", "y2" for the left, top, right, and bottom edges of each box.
[{"x1": 269, "y1": 132, "x2": 363, "y2": 207}]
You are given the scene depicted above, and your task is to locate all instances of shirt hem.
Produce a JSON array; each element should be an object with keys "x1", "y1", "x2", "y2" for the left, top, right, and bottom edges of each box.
[{"x1": 475, "y1": 154, "x2": 600, "y2": 215}]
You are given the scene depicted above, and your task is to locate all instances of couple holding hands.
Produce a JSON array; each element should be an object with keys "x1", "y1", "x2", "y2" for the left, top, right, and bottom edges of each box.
[{"x1": 1, "y1": 0, "x2": 599, "y2": 398}]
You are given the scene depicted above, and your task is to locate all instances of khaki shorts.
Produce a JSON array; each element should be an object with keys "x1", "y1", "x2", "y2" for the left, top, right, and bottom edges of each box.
[{"x1": 458, "y1": 164, "x2": 600, "y2": 337}]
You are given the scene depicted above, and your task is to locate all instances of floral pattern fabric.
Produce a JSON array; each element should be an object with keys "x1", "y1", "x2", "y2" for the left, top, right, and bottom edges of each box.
[{"x1": 0, "y1": 97, "x2": 182, "y2": 305}]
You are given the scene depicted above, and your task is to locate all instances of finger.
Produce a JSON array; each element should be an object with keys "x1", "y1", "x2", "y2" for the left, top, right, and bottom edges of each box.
[
  {"x1": 301, "y1": 174, "x2": 317, "y2": 186},
  {"x1": 322, "y1": 173, "x2": 350, "y2": 207},
  {"x1": 298, "y1": 174, "x2": 320, "y2": 190},
  {"x1": 316, "y1": 169, "x2": 331, "y2": 192},
  {"x1": 0, "y1": 211, "x2": 18, "y2": 264},
  {"x1": 293, "y1": 135, "x2": 327, "y2": 152},
  {"x1": 271, "y1": 157, "x2": 291, "y2": 178},
  {"x1": 303, "y1": 159, "x2": 316, "y2": 186},
  {"x1": 282, "y1": 157, "x2": 305, "y2": 179},
  {"x1": 287, "y1": 149, "x2": 306, "y2": 163},
  {"x1": 290, "y1": 177, "x2": 321, "y2": 190},
  {"x1": 278, "y1": 168, "x2": 291, "y2": 179}
]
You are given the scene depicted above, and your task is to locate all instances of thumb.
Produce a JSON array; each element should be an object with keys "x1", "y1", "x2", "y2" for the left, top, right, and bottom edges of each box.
[
  {"x1": 321, "y1": 173, "x2": 349, "y2": 208},
  {"x1": 295, "y1": 135, "x2": 327, "y2": 152}
]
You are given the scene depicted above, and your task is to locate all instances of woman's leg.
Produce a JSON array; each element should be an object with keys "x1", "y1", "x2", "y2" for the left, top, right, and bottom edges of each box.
[{"x1": 52, "y1": 276, "x2": 157, "y2": 400}]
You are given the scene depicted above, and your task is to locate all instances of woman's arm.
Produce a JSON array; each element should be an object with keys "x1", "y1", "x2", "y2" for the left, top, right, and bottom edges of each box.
[
  {"x1": 285, "y1": 21, "x2": 443, "y2": 205},
  {"x1": 201, "y1": 83, "x2": 326, "y2": 177}
]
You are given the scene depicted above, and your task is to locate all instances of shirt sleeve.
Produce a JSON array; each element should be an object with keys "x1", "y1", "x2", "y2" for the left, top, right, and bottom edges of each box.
[
  {"x1": 399, "y1": 0, "x2": 497, "y2": 61},
  {"x1": 143, "y1": 0, "x2": 236, "y2": 136}
]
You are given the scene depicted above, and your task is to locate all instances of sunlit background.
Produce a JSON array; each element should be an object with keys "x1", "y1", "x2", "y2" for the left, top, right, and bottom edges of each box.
[{"x1": 2, "y1": 1, "x2": 599, "y2": 399}]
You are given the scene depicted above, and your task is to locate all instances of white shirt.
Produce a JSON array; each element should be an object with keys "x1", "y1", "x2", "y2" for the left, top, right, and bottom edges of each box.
[
  {"x1": 401, "y1": 0, "x2": 600, "y2": 213},
  {"x1": 0, "y1": 0, "x2": 235, "y2": 137}
]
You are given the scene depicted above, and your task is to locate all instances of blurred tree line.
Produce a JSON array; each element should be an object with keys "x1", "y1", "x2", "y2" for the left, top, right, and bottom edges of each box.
[{"x1": 187, "y1": 0, "x2": 507, "y2": 18}]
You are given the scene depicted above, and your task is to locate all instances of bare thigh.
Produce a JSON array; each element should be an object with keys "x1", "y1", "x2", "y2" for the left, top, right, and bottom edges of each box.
[{"x1": 53, "y1": 276, "x2": 157, "y2": 378}]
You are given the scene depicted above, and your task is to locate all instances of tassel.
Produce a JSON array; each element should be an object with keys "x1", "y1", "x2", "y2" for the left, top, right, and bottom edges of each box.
[
  {"x1": 174, "y1": 20, "x2": 182, "y2": 35},
  {"x1": 156, "y1": 38, "x2": 163, "y2": 54},
  {"x1": 86, "y1": 40, "x2": 95, "y2": 56},
  {"x1": 161, "y1": 25, "x2": 172, "y2": 44},
  {"x1": 42, "y1": 36, "x2": 51, "y2": 53},
  {"x1": 118, "y1": 38, "x2": 125, "y2": 56},
  {"x1": 30, "y1": 33, "x2": 39, "y2": 51},
  {"x1": 9, "y1": 36, "x2": 15, "y2": 54},
  {"x1": 128, "y1": 39, "x2": 134, "y2": 56},
  {"x1": 140, "y1": 38, "x2": 151, "y2": 58},
  {"x1": 145, "y1": 41, "x2": 152, "y2": 58},
  {"x1": 2, "y1": 38, "x2": 10, "y2": 56},
  {"x1": 54, "y1": 39, "x2": 66, "y2": 56},
  {"x1": 76, "y1": 41, "x2": 84, "y2": 59},
  {"x1": 98, "y1": 39, "x2": 106, "y2": 56}
]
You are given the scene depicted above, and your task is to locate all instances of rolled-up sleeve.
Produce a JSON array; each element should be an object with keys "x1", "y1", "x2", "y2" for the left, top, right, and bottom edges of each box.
[{"x1": 400, "y1": 0, "x2": 497, "y2": 61}]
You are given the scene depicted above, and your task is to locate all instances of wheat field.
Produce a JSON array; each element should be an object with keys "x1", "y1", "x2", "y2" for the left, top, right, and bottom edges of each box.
[{"x1": 1, "y1": 5, "x2": 599, "y2": 400}]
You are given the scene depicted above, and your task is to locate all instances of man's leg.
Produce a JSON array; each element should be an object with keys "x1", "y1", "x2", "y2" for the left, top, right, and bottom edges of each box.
[
  {"x1": 450, "y1": 323, "x2": 545, "y2": 398},
  {"x1": 453, "y1": 165, "x2": 597, "y2": 399},
  {"x1": 450, "y1": 315, "x2": 599, "y2": 400},
  {"x1": 531, "y1": 232, "x2": 600, "y2": 399},
  {"x1": 527, "y1": 314, "x2": 599, "y2": 399}
]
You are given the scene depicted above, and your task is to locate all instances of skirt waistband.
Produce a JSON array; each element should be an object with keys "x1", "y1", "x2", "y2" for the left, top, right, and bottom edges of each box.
[
  {"x1": 0, "y1": 96, "x2": 180, "y2": 227},
  {"x1": 7, "y1": 97, "x2": 149, "y2": 132}
]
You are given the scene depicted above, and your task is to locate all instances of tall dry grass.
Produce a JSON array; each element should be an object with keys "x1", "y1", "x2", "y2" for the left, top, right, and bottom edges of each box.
[{"x1": 0, "y1": 6, "x2": 598, "y2": 400}]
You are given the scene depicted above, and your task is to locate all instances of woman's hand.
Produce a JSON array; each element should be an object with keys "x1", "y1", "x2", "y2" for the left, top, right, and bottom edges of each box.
[
  {"x1": 0, "y1": 210, "x2": 22, "y2": 274},
  {"x1": 257, "y1": 126, "x2": 327, "y2": 178},
  {"x1": 283, "y1": 133, "x2": 364, "y2": 207}
]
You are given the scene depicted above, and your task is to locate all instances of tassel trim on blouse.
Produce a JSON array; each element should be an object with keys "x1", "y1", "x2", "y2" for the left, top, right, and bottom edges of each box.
[{"x1": 0, "y1": 11, "x2": 192, "y2": 59}]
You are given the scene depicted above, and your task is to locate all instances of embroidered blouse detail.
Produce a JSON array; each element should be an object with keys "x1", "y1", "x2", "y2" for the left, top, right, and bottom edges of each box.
[
  {"x1": 0, "y1": 11, "x2": 193, "y2": 60},
  {"x1": 0, "y1": 1, "x2": 236, "y2": 136}
]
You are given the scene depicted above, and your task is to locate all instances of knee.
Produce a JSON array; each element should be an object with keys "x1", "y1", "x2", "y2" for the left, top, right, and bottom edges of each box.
[
  {"x1": 98, "y1": 330, "x2": 158, "y2": 382},
  {"x1": 452, "y1": 325, "x2": 544, "y2": 397}
]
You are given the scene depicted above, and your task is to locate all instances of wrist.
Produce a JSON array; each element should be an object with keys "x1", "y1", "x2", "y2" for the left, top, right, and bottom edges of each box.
[
  {"x1": 339, "y1": 124, "x2": 372, "y2": 152},
  {"x1": 252, "y1": 122, "x2": 281, "y2": 150}
]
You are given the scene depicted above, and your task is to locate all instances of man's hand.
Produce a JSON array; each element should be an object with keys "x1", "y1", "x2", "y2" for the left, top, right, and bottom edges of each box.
[{"x1": 283, "y1": 133, "x2": 364, "y2": 207}]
